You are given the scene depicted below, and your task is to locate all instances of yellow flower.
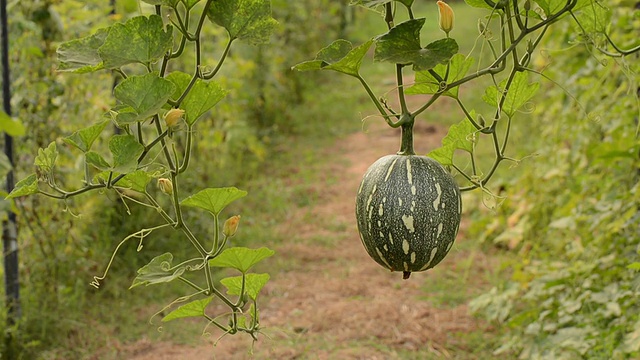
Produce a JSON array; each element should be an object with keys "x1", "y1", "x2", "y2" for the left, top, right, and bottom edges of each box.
[
  {"x1": 164, "y1": 108, "x2": 185, "y2": 128},
  {"x1": 437, "y1": 0, "x2": 455, "y2": 36},
  {"x1": 223, "y1": 215, "x2": 241, "y2": 237},
  {"x1": 157, "y1": 178, "x2": 173, "y2": 195}
]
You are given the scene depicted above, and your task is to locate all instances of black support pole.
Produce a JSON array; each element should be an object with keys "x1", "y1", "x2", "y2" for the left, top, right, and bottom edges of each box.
[{"x1": 1, "y1": 0, "x2": 21, "y2": 332}]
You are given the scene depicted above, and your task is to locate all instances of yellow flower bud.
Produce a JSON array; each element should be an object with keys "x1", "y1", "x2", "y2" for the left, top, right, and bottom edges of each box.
[
  {"x1": 223, "y1": 215, "x2": 241, "y2": 237},
  {"x1": 437, "y1": 0, "x2": 454, "y2": 36},
  {"x1": 157, "y1": 178, "x2": 173, "y2": 195},
  {"x1": 164, "y1": 108, "x2": 185, "y2": 128}
]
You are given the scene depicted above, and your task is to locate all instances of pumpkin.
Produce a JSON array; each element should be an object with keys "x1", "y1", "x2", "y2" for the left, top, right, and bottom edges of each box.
[{"x1": 355, "y1": 154, "x2": 462, "y2": 279}]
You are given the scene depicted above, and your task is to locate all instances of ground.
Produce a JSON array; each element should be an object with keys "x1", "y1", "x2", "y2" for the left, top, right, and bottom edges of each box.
[{"x1": 118, "y1": 120, "x2": 498, "y2": 360}]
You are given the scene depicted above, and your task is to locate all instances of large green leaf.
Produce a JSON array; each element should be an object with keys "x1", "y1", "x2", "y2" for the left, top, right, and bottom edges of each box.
[
  {"x1": 109, "y1": 135, "x2": 145, "y2": 173},
  {"x1": 406, "y1": 54, "x2": 474, "y2": 98},
  {"x1": 464, "y1": 0, "x2": 498, "y2": 9},
  {"x1": 57, "y1": 28, "x2": 109, "y2": 73},
  {"x1": 166, "y1": 72, "x2": 228, "y2": 125},
  {"x1": 374, "y1": 19, "x2": 458, "y2": 71},
  {"x1": 573, "y1": 1, "x2": 611, "y2": 34},
  {"x1": 130, "y1": 253, "x2": 186, "y2": 288},
  {"x1": 5, "y1": 174, "x2": 38, "y2": 199},
  {"x1": 34, "y1": 142, "x2": 58, "y2": 174},
  {"x1": 113, "y1": 73, "x2": 176, "y2": 124},
  {"x1": 114, "y1": 171, "x2": 153, "y2": 193},
  {"x1": 162, "y1": 296, "x2": 214, "y2": 322},
  {"x1": 99, "y1": 15, "x2": 173, "y2": 68},
  {"x1": 180, "y1": 187, "x2": 247, "y2": 215},
  {"x1": 63, "y1": 120, "x2": 109, "y2": 152},
  {"x1": 293, "y1": 39, "x2": 373, "y2": 77},
  {"x1": 208, "y1": 247, "x2": 275, "y2": 273},
  {"x1": 483, "y1": 72, "x2": 539, "y2": 117},
  {"x1": 428, "y1": 113, "x2": 478, "y2": 165},
  {"x1": 220, "y1": 273, "x2": 270, "y2": 300},
  {"x1": 352, "y1": 0, "x2": 414, "y2": 9},
  {"x1": 534, "y1": 0, "x2": 568, "y2": 16},
  {"x1": 85, "y1": 152, "x2": 111, "y2": 171},
  {"x1": 0, "y1": 110, "x2": 25, "y2": 137},
  {"x1": 207, "y1": 0, "x2": 278, "y2": 45}
]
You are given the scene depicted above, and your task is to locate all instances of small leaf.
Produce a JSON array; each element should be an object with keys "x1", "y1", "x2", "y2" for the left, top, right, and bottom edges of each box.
[
  {"x1": 162, "y1": 296, "x2": 214, "y2": 322},
  {"x1": 99, "y1": 15, "x2": 173, "y2": 68},
  {"x1": 131, "y1": 253, "x2": 186, "y2": 288},
  {"x1": 482, "y1": 72, "x2": 539, "y2": 117},
  {"x1": 407, "y1": 54, "x2": 474, "y2": 98},
  {"x1": 0, "y1": 111, "x2": 26, "y2": 137},
  {"x1": 374, "y1": 19, "x2": 458, "y2": 71},
  {"x1": 114, "y1": 73, "x2": 176, "y2": 123},
  {"x1": 180, "y1": 187, "x2": 247, "y2": 215},
  {"x1": 534, "y1": 0, "x2": 570, "y2": 16},
  {"x1": 35, "y1": 142, "x2": 58, "y2": 174},
  {"x1": 573, "y1": 1, "x2": 611, "y2": 34},
  {"x1": 57, "y1": 28, "x2": 109, "y2": 73},
  {"x1": 220, "y1": 273, "x2": 270, "y2": 300},
  {"x1": 464, "y1": 0, "x2": 498, "y2": 9},
  {"x1": 293, "y1": 39, "x2": 373, "y2": 77},
  {"x1": 428, "y1": 113, "x2": 478, "y2": 165},
  {"x1": 63, "y1": 120, "x2": 109, "y2": 152},
  {"x1": 208, "y1": 247, "x2": 275, "y2": 273},
  {"x1": 115, "y1": 170, "x2": 152, "y2": 193},
  {"x1": 627, "y1": 262, "x2": 640, "y2": 271},
  {"x1": 109, "y1": 135, "x2": 144, "y2": 173},
  {"x1": 166, "y1": 72, "x2": 228, "y2": 125},
  {"x1": 207, "y1": 0, "x2": 278, "y2": 45},
  {"x1": 5, "y1": 174, "x2": 38, "y2": 199},
  {"x1": 85, "y1": 151, "x2": 111, "y2": 171}
]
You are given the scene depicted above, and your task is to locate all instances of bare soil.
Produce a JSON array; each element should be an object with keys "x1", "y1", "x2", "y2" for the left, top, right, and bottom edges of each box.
[{"x1": 118, "y1": 120, "x2": 495, "y2": 360}]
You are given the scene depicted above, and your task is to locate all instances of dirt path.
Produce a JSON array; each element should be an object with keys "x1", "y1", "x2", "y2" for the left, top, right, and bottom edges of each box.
[{"x1": 122, "y1": 121, "x2": 491, "y2": 360}]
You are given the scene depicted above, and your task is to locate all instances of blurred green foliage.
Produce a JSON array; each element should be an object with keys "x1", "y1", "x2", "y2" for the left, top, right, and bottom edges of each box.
[{"x1": 469, "y1": 1, "x2": 640, "y2": 358}]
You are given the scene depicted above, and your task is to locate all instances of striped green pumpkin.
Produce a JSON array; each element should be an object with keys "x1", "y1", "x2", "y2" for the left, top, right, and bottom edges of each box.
[{"x1": 355, "y1": 154, "x2": 462, "y2": 279}]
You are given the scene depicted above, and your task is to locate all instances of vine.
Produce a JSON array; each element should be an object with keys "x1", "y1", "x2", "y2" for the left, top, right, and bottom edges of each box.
[{"x1": 7, "y1": 0, "x2": 279, "y2": 342}]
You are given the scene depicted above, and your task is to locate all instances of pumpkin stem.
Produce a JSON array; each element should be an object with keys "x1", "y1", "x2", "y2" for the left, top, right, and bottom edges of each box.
[{"x1": 398, "y1": 114, "x2": 415, "y2": 156}]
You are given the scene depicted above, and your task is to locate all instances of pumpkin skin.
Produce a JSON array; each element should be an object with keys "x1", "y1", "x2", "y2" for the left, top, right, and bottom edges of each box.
[{"x1": 355, "y1": 154, "x2": 462, "y2": 278}]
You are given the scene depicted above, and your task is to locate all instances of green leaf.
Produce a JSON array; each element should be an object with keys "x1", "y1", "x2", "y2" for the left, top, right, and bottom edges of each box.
[
  {"x1": 534, "y1": 0, "x2": 569, "y2": 16},
  {"x1": 180, "y1": 187, "x2": 247, "y2": 215},
  {"x1": 208, "y1": 247, "x2": 275, "y2": 273},
  {"x1": 627, "y1": 262, "x2": 640, "y2": 271},
  {"x1": 115, "y1": 170, "x2": 152, "y2": 193},
  {"x1": 573, "y1": 1, "x2": 610, "y2": 34},
  {"x1": 57, "y1": 28, "x2": 109, "y2": 73},
  {"x1": 464, "y1": 0, "x2": 498, "y2": 9},
  {"x1": 207, "y1": 0, "x2": 278, "y2": 45},
  {"x1": 63, "y1": 120, "x2": 109, "y2": 152},
  {"x1": 166, "y1": 72, "x2": 228, "y2": 125},
  {"x1": 85, "y1": 152, "x2": 111, "y2": 171},
  {"x1": 482, "y1": 72, "x2": 539, "y2": 117},
  {"x1": 162, "y1": 296, "x2": 214, "y2": 322},
  {"x1": 35, "y1": 142, "x2": 58, "y2": 174},
  {"x1": 292, "y1": 39, "x2": 373, "y2": 77},
  {"x1": 428, "y1": 113, "x2": 478, "y2": 165},
  {"x1": 5, "y1": 174, "x2": 38, "y2": 199},
  {"x1": 114, "y1": 73, "x2": 176, "y2": 123},
  {"x1": 406, "y1": 54, "x2": 474, "y2": 98},
  {"x1": 130, "y1": 253, "x2": 185, "y2": 288},
  {"x1": 0, "y1": 152, "x2": 11, "y2": 179},
  {"x1": 374, "y1": 19, "x2": 458, "y2": 71},
  {"x1": 352, "y1": 0, "x2": 414, "y2": 9},
  {"x1": 0, "y1": 111, "x2": 25, "y2": 137},
  {"x1": 109, "y1": 135, "x2": 144, "y2": 173},
  {"x1": 220, "y1": 273, "x2": 270, "y2": 300},
  {"x1": 99, "y1": 15, "x2": 173, "y2": 68}
]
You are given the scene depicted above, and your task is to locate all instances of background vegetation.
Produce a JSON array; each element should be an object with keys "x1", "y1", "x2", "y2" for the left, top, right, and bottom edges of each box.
[{"x1": 0, "y1": 0, "x2": 637, "y2": 359}]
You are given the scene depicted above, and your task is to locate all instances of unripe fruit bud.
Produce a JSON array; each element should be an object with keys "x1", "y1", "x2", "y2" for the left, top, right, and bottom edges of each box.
[
  {"x1": 164, "y1": 108, "x2": 185, "y2": 128},
  {"x1": 223, "y1": 215, "x2": 241, "y2": 237},
  {"x1": 157, "y1": 178, "x2": 173, "y2": 195},
  {"x1": 524, "y1": 0, "x2": 531, "y2": 11},
  {"x1": 437, "y1": 0, "x2": 454, "y2": 36}
]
